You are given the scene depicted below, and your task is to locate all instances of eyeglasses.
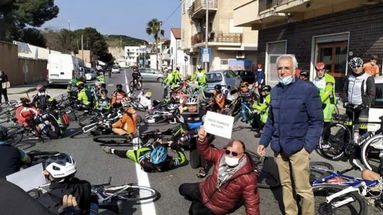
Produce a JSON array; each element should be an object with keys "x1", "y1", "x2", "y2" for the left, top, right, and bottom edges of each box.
[{"x1": 225, "y1": 149, "x2": 242, "y2": 157}]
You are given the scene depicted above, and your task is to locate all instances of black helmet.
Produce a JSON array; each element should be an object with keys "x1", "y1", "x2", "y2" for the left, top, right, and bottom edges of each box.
[
  {"x1": 261, "y1": 85, "x2": 271, "y2": 92},
  {"x1": 214, "y1": 84, "x2": 222, "y2": 91},
  {"x1": 100, "y1": 88, "x2": 108, "y2": 95},
  {"x1": 0, "y1": 126, "x2": 7, "y2": 141},
  {"x1": 116, "y1": 84, "x2": 123, "y2": 90},
  {"x1": 300, "y1": 70, "x2": 309, "y2": 77}
]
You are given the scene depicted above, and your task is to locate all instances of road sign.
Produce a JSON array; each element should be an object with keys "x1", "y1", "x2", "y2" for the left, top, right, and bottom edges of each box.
[{"x1": 201, "y1": 48, "x2": 211, "y2": 63}]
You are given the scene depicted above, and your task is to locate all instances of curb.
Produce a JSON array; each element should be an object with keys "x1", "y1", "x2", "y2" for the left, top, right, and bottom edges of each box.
[{"x1": 7, "y1": 88, "x2": 36, "y2": 95}]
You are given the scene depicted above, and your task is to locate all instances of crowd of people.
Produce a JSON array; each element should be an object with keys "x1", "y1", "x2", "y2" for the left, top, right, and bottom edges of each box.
[{"x1": 1, "y1": 53, "x2": 382, "y2": 215}]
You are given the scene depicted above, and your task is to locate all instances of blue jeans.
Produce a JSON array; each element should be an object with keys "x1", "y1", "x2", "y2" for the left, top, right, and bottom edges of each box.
[{"x1": 241, "y1": 103, "x2": 252, "y2": 121}]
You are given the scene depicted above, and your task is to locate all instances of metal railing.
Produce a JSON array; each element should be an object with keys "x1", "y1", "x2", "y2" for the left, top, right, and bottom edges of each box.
[
  {"x1": 189, "y1": 0, "x2": 218, "y2": 17},
  {"x1": 191, "y1": 32, "x2": 242, "y2": 46}
]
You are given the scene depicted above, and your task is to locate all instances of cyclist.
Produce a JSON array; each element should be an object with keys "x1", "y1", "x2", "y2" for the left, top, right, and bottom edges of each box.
[
  {"x1": 191, "y1": 66, "x2": 207, "y2": 88},
  {"x1": 252, "y1": 85, "x2": 271, "y2": 137},
  {"x1": 313, "y1": 62, "x2": 336, "y2": 128},
  {"x1": 177, "y1": 96, "x2": 210, "y2": 178},
  {"x1": 67, "y1": 79, "x2": 78, "y2": 97},
  {"x1": 102, "y1": 140, "x2": 186, "y2": 172},
  {"x1": 94, "y1": 89, "x2": 111, "y2": 112},
  {"x1": 32, "y1": 85, "x2": 51, "y2": 110},
  {"x1": 341, "y1": 57, "x2": 376, "y2": 141},
  {"x1": 131, "y1": 67, "x2": 141, "y2": 87},
  {"x1": 363, "y1": 54, "x2": 380, "y2": 77},
  {"x1": 15, "y1": 96, "x2": 40, "y2": 127},
  {"x1": 238, "y1": 81, "x2": 257, "y2": 122},
  {"x1": 111, "y1": 84, "x2": 127, "y2": 107},
  {"x1": 111, "y1": 98, "x2": 138, "y2": 136},
  {"x1": 0, "y1": 126, "x2": 31, "y2": 178},
  {"x1": 299, "y1": 70, "x2": 310, "y2": 81},
  {"x1": 96, "y1": 71, "x2": 106, "y2": 84},
  {"x1": 76, "y1": 82, "x2": 92, "y2": 110},
  {"x1": 208, "y1": 84, "x2": 225, "y2": 113},
  {"x1": 254, "y1": 64, "x2": 265, "y2": 94},
  {"x1": 35, "y1": 153, "x2": 91, "y2": 215},
  {"x1": 138, "y1": 91, "x2": 153, "y2": 111}
]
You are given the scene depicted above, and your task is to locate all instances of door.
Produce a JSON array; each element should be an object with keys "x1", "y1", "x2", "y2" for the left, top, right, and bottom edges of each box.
[
  {"x1": 266, "y1": 41, "x2": 287, "y2": 86},
  {"x1": 316, "y1": 41, "x2": 348, "y2": 92}
]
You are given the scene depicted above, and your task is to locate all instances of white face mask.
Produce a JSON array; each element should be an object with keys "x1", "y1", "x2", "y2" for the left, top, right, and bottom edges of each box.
[{"x1": 225, "y1": 155, "x2": 240, "y2": 167}]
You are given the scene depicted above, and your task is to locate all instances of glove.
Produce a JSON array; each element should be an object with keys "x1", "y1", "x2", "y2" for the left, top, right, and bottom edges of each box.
[
  {"x1": 355, "y1": 105, "x2": 365, "y2": 111},
  {"x1": 343, "y1": 102, "x2": 349, "y2": 108}
]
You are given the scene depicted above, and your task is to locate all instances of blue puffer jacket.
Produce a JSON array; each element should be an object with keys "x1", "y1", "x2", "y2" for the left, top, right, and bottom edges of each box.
[{"x1": 259, "y1": 79, "x2": 323, "y2": 154}]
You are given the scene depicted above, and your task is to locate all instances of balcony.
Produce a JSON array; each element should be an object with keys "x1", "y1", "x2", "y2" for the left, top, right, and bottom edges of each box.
[
  {"x1": 191, "y1": 32, "x2": 242, "y2": 47},
  {"x1": 189, "y1": 0, "x2": 218, "y2": 20}
]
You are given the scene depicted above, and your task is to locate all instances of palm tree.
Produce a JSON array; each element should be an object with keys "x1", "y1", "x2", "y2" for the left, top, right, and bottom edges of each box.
[{"x1": 146, "y1": 18, "x2": 164, "y2": 70}]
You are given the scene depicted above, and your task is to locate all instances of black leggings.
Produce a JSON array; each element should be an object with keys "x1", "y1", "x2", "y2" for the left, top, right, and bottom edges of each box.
[
  {"x1": 0, "y1": 88, "x2": 8, "y2": 103},
  {"x1": 179, "y1": 183, "x2": 215, "y2": 215}
]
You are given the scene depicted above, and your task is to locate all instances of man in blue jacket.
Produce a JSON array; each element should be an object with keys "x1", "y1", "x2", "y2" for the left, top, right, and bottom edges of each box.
[{"x1": 257, "y1": 54, "x2": 323, "y2": 215}]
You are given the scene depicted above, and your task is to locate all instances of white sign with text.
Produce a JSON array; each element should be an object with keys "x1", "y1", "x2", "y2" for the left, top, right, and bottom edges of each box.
[
  {"x1": 204, "y1": 111, "x2": 234, "y2": 139},
  {"x1": 6, "y1": 163, "x2": 47, "y2": 191}
]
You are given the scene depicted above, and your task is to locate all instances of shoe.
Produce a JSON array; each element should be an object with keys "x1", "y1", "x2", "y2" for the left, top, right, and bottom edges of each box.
[
  {"x1": 102, "y1": 146, "x2": 112, "y2": 154},
  {"x1": 196, "y1": 168, "x2": 207, "y2": 178},
  {"x1": 241, "y1": 119, "x2": 246, "y2": 122},
  {"x1": 254, "y1": 133, "x2": 261, "y2": 138}
]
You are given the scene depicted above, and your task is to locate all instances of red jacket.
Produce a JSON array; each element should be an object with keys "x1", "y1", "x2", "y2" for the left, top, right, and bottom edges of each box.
[{"x1": 198, "y1": 138, "x2": 260, "y2": 215}]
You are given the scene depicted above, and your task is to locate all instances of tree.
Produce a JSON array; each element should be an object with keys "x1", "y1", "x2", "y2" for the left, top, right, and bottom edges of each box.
[
  {"x1": 146, "y1": 18, "x2": 164, "y2": 70},
  {"x1": 0, "y1": 0, "x2": 59, "y2": 41},
  {"x1": 18, "y1": 28, "x2": 46, "y2": 47}
]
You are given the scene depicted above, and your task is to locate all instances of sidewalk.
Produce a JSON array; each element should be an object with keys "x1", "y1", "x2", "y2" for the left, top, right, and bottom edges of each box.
[{"x1": 6, "y1": 81, "x2": 66, "y2": 102}]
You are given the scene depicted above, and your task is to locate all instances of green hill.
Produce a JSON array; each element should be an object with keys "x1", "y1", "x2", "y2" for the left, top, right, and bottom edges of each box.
[{"x1": 104, "y1": 35, "x2": 148, "y2": 47}]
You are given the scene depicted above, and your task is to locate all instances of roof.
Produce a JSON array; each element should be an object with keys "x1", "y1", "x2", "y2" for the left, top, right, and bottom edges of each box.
[{"x1": 171, "y1": 28, "x2": 181, "y2": 39}]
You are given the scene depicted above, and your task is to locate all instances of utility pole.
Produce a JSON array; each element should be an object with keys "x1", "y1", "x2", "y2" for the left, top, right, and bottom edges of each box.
[
  {"x1": 204, "y1": 0, "x2": 209, "y2": 72},
  {"x1": 159, "y1": 21, "x2": 163, "y2": 72},
  {"x1": 81, "y1": 34, "x2": 84, "y2": 62}
]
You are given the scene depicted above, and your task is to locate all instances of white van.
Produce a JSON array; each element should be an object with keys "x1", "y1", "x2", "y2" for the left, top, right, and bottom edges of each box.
[
  {"x1": 47, "y1": 53, "x2": 85, "y2": 85},
  {"x1": 368, "y1": 76, "x2": 383, "y2": 132}
]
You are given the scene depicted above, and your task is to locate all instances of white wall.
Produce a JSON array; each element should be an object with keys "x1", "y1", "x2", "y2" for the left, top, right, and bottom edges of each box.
[{"x1": 14, "y1": 41, "x2": 61, "y2": 60}]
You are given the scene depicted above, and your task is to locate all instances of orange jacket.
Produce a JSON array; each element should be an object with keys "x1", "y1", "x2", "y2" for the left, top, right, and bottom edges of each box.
[
  {"x1": 111, "y1": 91, "x2": 127, "y2": 104},
  {"x1": 15, "y1": 106, "x2": 40, "y2": 126},
  {"x1": 112, "y1": 108, "x2": 137, "y2": 135}
]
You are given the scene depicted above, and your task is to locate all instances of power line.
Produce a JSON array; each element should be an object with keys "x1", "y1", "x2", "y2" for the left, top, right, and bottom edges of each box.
[{"x1": 162, "y1": 0, "x2": 185, "y2": 25}]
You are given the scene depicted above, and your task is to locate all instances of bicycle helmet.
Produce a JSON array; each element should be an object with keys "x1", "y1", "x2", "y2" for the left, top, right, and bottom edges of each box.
[
  {"x1": 43, "y1": 153, "x2": 76, "y2": 180},
  {"x1": 121, "y1": 97, "x2": 131, "y2": 107},
  {"x1": 261, "y1": 85, "x2": 271, "y2": 92},
  {"x1": 70, "y1": 79, "x2": 78, "y2": 85},
  {"x1": 349, "y1": 57, "x2": 364, "y2": 70},
  {"x1": 315, "y1": 62, "x2": 325, "y2": 70},
  {"x1": 100, "y1": 88, "x2": 108, "y2": 95},
  {"x1": 36, "y1": 84, "x2": 45, "y2": 92},
  {"x1": 214, "y1": 84, "x2": 222, "y2": 91},
  {"x1": 0, "y1": 126, "x2": 8, "y2": 141},
  {"x1": 47, "y1": 97, "x2": 57, "y2": 107},
  {"x1": 116, "y1": 84, "x2": 123, "y2": 90},
  {"x1": 145, "y1": 91, "x2": 152, "y2": 98},
  {"x1": 240, "y1": 82, "x2": 249, "y2": 88},
  {"x1": 300, "y1": 70, "x2": 309, "y2": 77},
  {"x1": 186, "y1": 96, "x2": 198, "y2": 105},
  {"x1": 197, "y1": 65, "x2": 202, "y2": 70},
  {"x1": 150, "y1": 146, "x2": 168, "y2": 165}
]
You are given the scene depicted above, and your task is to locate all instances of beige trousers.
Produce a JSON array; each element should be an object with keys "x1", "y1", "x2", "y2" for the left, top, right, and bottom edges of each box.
[{"x1": 274, "y1": 148, "x2": 314, "y2": 215}]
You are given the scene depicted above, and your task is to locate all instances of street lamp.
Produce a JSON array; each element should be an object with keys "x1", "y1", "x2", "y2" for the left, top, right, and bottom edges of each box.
[{"x1": 204, "y1": 0, "x2": 209, "y2": 72}]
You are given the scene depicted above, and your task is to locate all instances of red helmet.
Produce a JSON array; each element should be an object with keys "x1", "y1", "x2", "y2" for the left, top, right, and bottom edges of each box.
[
  {"x1": 257, "y1": 64, "x2": 263, "y2": 69},
  {"x1": 36, "y1": 84, "x2": 45, "y2": 91},
  {"x1": 315, "y1": 62, "x2": 325, "y2": 70}
]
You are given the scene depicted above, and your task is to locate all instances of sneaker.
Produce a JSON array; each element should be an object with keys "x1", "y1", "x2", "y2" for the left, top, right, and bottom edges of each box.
[
  {"x1": 102, "y1": 146, "x2": 112, "y2": 154},
  {"x1": 241, "y1": 119, "x2": 246, "y2": 122},
  {"x1": 196, "y1": 168, "x2": 207, "y2": 178},
  {"x1": 254, "y1": 133, "x2": 261, "y2": 138}
]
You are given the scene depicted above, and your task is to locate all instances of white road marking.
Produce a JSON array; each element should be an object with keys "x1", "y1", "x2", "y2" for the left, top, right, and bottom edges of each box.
[{"x1": 124, "y1": 69, "x2": 157, "y2": 215}]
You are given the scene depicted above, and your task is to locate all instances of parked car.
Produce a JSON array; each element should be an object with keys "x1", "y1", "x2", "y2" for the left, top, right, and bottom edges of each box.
[
  {"x1": 368, "y1": 76, "x2": 383, "y2": 132},
  {"x1": 112, "y1": 66, "x2": 120, "y2": 73},
  {"x1": 85, "y1": 67, "x2": 97, "y2": 81},
  {"x1": 236, "y1": 70, "x2": 255, "y2": 84},
  {"x1": 205, "y1": 70, "x2": 242, "y2": 93},
  {"x1": 47, "y1": 53, "x2": 85, "y2": 85},
  {"x1": 139, "y1": 68, "x2": 164, "y2": 82}
]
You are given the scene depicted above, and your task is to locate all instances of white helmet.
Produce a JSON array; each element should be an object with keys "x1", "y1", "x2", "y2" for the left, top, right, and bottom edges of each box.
[
  {"x1": 121, "y1": 97, "x2": 131, "y2": 107},
  {"x1": 186, "y1": 96, "x2": 198, "y2": 105},
  {"x1": 349, "y1": 57, "x2": 363, "y2": 70},
  {"x1": 43, "y1": 153, "x2": 76, "y2": 180}
]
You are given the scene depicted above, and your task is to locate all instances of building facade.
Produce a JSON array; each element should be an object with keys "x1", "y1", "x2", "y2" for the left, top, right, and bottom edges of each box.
[
  {"x1": 234, "y1": 0, "x2": 383, "y2": 90},
  {"x1": 181, "y1": 0, "x2": 259, "y2": 75},
  {"x1": 170, "y1": 28, "x2": 189, "y2": 77}
]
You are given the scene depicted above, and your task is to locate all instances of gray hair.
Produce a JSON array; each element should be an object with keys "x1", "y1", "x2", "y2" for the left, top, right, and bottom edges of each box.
[{"x1": 276, "y1": 54, "x2": 298, "y2": 70}]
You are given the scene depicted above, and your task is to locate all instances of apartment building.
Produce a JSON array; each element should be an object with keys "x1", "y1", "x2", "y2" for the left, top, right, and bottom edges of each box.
[
  {"x1": 170, "y1": 28, "x2": 188, "y2": 76},
  {"x1": 234, "y1": 0, "x2": 383, "y2": 91},
  {"x1": 181, "y1": 0, "x2": 259, "y2": 76}
]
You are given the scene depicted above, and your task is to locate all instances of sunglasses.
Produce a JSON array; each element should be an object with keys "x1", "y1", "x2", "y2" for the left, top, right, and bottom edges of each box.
[{"x1": 225, "y1": 149, "x2": 242, "y2": 157}]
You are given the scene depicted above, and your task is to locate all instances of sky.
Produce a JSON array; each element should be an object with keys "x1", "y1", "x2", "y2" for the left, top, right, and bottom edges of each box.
[{"x1": 41, "y1": 0, "x2": 182, "y2": 42}]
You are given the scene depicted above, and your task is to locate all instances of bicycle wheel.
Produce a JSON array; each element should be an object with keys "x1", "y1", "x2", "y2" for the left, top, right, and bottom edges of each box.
[
  {"x1": 106, "y1": 184, "x2": 159, "y2": 202},
  {"x1": 136, "y1": 81, "x2": 142, "y2": 90},
  {"x1": 313, "y1": 184, "x2": 367, "y2": 215},
  {"x1": 93, "y1": 135, "x2": 133, "y2": 146},
  {"x1": 319, "y1": 123, "x2": 351, "y2": 161},
  {"x1": 361, "y1": 134, "x2": 383, "y2": 171}
]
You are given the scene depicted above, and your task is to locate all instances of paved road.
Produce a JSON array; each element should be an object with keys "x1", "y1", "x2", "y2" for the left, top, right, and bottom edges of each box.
[{"x1": 19, "y1": 70, "x2": 380, "y2": 215}]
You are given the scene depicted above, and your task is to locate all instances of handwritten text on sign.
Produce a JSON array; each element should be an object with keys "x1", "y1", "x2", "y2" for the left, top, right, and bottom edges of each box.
[{"x1": 204, "y1": 111, "x2": 234, "y2": 139}]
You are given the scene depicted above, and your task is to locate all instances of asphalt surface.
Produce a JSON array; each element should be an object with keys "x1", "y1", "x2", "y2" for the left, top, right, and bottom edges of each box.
[{"x1": 18, "y1": 69, "x2": 380, "y2": 215}]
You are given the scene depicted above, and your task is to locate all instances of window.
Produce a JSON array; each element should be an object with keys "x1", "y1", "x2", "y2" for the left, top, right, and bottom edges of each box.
[
  {"x1": 221, "y1": 59, "x2": 228, "y2": 65},
  {"x1": 207, "y1": 73, "x2": 223, "y2": 83},
  {"x1": 225, "y1": 70, "x2": 236, "y2": 78}
]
